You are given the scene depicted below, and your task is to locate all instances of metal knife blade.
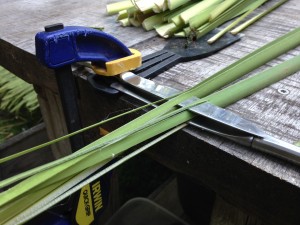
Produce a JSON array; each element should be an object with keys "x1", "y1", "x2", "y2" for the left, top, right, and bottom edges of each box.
[{"x1": 115, "y1": 72, "x2": 300, "y2": 166}]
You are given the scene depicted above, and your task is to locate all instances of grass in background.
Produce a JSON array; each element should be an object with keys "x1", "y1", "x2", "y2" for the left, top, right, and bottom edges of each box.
[{"x1": 0, "y1": 66, "x2": 41, "y2": 143}]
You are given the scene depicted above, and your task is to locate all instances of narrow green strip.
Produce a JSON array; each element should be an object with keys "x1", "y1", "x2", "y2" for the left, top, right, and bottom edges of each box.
[
  {"x1": 0, "y1": 98, "x2": 169, "y2": 164},
  {"x1": 191, "y1": 27, "x2": 300, "y2": 97},
  {"x1": 106, "y1": 0, "x2": 133, "y2": 15},
  {"x1": 204, "y1": 54, "x2": 300, "y2": 107},
  {"x1": 142, "y1": 13, "x2": 165, "y2": 31},
  {"x1": 231, "y1": 0, "x2": 288, "y2": 35},
  {"x1": 189, "y1": 5, "x2": 215, "y2": 29},
  {"x1": 167, "y1": 0, "x2": 191, "y2": 10},
  {"x1": 0, "y1": 98, "x2": 204, "y2": 189},
  {"x1": 196, "y1": 0, "x2": 254, "y2": 38},
  {"x1": 0, "y1": 179, "x2": 66, "y2": 224},
  {"x1": 209, "y1": 0, "x2": 240, "y2": 22},
  {"x1": 207, "y1": 0, "x2": 267, "y2": 44},
  {"x1": 179, "y1": 0, "x2": 222, "y2": 25}
]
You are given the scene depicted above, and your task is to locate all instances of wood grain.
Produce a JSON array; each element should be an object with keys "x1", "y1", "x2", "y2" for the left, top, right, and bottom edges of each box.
[
  {"x1": 0, "y1": 124, "x2": 54, "y2": 185},
  {"x1": 210, "y1": 196, "x2": 265, "y2": 225},
  {"x1": 36, "y1": 86, "x2": 72, "y2": 158}
]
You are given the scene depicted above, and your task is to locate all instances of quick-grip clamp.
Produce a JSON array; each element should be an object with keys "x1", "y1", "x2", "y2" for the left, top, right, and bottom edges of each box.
[{"x1": 35, "y1": 24, "x2": 141, "y2": 75}]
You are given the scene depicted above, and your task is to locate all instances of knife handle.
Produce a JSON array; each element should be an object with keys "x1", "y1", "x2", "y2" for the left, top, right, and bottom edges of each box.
[{"x1": 252, "y1": 137, "x2": 300, "y2": 166}]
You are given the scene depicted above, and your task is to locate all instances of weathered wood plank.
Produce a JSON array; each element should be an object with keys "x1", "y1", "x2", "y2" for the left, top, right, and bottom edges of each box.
[
  {"x1": 0, "y1": 39, "x2": 58, "y2": 91},
  {"x1": 210, "y1": 196, "x2": 265, "y2": 225},
  {"x1": 36, "y1": 86, "x2": 72, "y2": 158},
  {"x1": 0, "y1": 1, "x2": 155, "y2": 60},
  {"x1": 0, "y1": 124, "x2": 54, "y2": 184}
]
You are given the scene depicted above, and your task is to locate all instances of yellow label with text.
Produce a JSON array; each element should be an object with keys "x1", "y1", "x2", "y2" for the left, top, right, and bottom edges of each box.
[{"x1": 76, "y1": 184, "x2": 95, "y2": 225}]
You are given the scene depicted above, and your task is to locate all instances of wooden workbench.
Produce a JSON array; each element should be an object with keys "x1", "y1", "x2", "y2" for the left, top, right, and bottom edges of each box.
[{"x1": 0, "y1": 0, "x2": 299, "y2": 224}]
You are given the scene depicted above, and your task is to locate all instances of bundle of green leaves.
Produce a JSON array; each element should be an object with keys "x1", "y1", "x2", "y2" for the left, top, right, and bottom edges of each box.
[{"x1": 107, "y1": 0, "x2": 288, "y2": 42}]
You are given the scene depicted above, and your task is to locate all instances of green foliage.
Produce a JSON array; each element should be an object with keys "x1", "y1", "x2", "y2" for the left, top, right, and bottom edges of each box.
[
  {"x1": 0, "y1": 66, "x2": 41, "y2": 142},
  {"x1": 0, "y1": 113, "x2": 27, "y2": 143},
  {"x1": 0, "y1": 66, "x2": 39, "y2": 114}
]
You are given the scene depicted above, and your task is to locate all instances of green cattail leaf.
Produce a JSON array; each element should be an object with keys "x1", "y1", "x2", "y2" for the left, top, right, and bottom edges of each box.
[
  {"x1": 207, "y1": 0, "x2": 268, "y2": 44},
  {"x1": 106, "y1": 0, "x2": 133, "y2": 15},
  {"x1": 167, "y1": 0, "x2": 192, "y2": 10},
  {"x1": 204, "y1": 54, "x2": 300, "y2": 107},
  {"x1": 196, "y1": 0, "x2": 254, "y2": 39},
  {"x1": 231, "y1": 0, "x2": 289, "y2": 35},
  {"x1": 179, "y1": 0, "x2": 223, "y2": 25},
  {"x1": 209, "y1": 0, "x2": 240, "y2": 22}
]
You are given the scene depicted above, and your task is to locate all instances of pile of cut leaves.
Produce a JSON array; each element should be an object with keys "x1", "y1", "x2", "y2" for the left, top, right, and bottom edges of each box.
[{"x1": 107, "y1": 0, "x2": 287, "y2": 42}]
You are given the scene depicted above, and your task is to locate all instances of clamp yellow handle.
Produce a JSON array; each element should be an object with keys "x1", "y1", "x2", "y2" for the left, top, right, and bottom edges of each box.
[{"x1": 92, "y1": 48, "x2": 141, "y2": 76}]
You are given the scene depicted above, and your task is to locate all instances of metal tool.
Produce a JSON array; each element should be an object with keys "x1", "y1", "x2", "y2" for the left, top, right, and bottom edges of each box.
[
  {"x1": 114, "y1": 72, "x2": 300, "y2": 166},
  {"x1": 88, "y1": 29, "x2": 240, "y2": 94}
]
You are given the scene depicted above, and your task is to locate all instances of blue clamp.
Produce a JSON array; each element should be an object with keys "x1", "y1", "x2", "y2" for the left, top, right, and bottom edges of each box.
[{"x1": 35, "y1": 24, "x2": 137, "y2": 71}]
